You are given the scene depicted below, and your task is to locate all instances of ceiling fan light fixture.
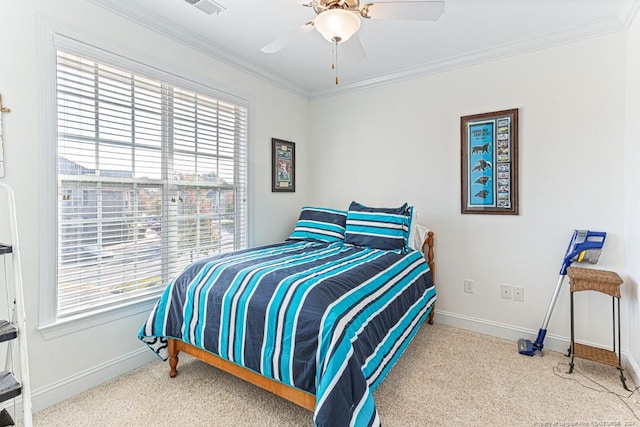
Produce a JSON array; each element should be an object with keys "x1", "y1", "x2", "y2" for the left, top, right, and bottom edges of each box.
[{"x1": 314, "y1": 9, "x2": 361, "y2": 43}]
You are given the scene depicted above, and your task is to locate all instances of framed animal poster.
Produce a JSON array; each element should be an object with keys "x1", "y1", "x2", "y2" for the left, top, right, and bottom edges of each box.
[
  {"x1": 461, "y1": 108, "x2": 518, "y2": 215},
  {"x1": 272, "y1": 138, "x2": 295, "y2": 192}
]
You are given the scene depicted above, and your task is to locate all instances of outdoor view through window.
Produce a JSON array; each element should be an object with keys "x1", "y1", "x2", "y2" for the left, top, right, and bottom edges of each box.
[{"x1": 55, "y1": 50, "x2": 247, "y2": 319}]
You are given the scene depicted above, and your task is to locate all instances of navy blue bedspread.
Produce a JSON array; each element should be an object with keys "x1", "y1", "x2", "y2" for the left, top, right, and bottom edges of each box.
[{"x1": 139, "y1": 240, "x2": 436, "y2": 426}]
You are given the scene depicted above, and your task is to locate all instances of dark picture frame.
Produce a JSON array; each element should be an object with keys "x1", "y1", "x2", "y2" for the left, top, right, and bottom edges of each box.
[
  {"x1": 272, "y1": 138, "x2": 295, "y2": 192},
  {"x1": 461, "y1": 108, "x2": 519, "y2": 215}
]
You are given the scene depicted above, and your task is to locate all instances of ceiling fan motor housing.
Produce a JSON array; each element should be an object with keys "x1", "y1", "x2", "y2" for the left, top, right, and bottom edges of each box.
[{"x1": 311, "y1": 0, "x2": 361, "y2": 15}]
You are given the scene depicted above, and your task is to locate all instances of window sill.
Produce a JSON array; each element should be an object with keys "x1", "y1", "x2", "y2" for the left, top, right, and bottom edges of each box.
[{"x1": 37, "y1": 298, "x2": 158, "y2": 341}]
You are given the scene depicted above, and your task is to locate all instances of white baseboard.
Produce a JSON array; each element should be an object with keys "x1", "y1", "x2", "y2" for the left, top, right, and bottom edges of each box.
[
  {"x1": 5, "y1": 312, "x2": 639, "y2": 423},
  {"x1": 624, "y1": 348, "x2": 640, "y2": 388},
  {"x1": 433, "y1": 308, "x2": 640, "y2": 384},
  {"x1": 433, "y1": 309, "x2": 572, "y2": 354},
  {"x1": 3, "y1": 346, "x2": 157, "y2": 422}
]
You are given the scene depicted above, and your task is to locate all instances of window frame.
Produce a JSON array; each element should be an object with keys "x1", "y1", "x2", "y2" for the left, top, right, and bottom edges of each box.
[{"x1": 38, "y1": 25, "x2": 251, "y2": 338}]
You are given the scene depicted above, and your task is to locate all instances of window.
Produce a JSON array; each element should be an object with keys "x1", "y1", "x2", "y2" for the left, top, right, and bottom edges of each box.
[{"x1": 54, "y1": 49, "x2": 248, "y2": 320}]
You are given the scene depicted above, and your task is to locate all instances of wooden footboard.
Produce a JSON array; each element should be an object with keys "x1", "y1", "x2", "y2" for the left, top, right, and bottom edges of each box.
[
  {"x1": 168, "y1": 338, "x2": 316, "y2": 411},
  {"x1": 168, "y1": 232, "x2": 436, "y2": 410}
]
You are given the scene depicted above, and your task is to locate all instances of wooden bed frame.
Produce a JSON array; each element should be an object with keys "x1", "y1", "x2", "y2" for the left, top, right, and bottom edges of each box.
[{"x1": 167, "y1": 231, "x2": 436, "y2": 412}]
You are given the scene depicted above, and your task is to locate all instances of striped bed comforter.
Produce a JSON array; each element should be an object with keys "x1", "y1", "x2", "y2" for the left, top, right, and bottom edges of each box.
[{"x1": 139, "y1": 240, "x2": 436, "y2": 427}]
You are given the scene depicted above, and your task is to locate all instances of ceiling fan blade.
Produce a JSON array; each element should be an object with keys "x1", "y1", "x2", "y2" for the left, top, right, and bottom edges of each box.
[
  {"x1": 341, "y1": 33, "x2": 367, "y2": 61},
  {"x1": 362, "y1": 1, "x2": 445, "y2": 21},
  {"x1": 260, "y1": 21, "x2": 315, "y2": 54}
]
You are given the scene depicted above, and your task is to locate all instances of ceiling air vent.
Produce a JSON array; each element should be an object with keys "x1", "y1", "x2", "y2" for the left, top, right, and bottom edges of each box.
[{"x1": 184, "y1": 0, "x2": 226, "y2": 15}]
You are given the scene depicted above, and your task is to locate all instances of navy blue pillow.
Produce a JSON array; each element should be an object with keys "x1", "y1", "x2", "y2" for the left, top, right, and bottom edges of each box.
[
  {"x1": 289, "y1": 206, "x2": 347, "y2": 242},
  {"x1": 344, "y1": 201, "x2": 412, "y2": 251}
]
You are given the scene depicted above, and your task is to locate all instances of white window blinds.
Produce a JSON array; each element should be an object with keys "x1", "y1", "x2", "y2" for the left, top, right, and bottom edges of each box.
[{"x1": 55, "y1": 50, "x2": 248, "y2": 319}]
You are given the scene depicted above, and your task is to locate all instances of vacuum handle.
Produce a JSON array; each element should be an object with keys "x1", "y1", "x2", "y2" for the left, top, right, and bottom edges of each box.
[{"x1": 540, "y1": 275, "x2": 566, "y2": 331}]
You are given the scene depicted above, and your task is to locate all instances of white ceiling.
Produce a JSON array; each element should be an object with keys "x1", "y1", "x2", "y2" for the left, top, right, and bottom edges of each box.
[{"x1": 89, "y1": 0, "x2": 639, "y2": 98}]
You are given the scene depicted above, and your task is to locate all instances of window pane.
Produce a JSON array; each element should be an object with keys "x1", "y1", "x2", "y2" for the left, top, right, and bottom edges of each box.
[
  {"x1": 175, "y1": 186, "x2": 230, "y2": 256},
  {"x1": 55, "y1": 49, "x2": 248, "y2": 319}
]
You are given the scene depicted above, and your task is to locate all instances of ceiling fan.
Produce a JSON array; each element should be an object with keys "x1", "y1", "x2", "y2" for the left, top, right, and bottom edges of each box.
[{"x1": 260, "y1": 0, "x2": 445, "y2": 56}]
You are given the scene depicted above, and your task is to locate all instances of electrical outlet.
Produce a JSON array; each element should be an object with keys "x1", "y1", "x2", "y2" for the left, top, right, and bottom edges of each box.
[
  {"x1": 501, "y1": 285, "x2": 512, "y2": 299},
  {"x1": 464, "y1": 279, "x2": 474, "y2": 293},
  {"x1": 513, "y1": 287, "x2": 524, "y2": 302}
]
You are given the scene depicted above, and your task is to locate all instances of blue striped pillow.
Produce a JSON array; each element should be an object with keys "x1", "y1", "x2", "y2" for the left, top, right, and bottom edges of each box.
[
  {"x1": 288, "y1": 206, "x2": 347, "y2": 243},
  {"x1": 344, "y1": 201, "x2": 412, "y2": 251}
]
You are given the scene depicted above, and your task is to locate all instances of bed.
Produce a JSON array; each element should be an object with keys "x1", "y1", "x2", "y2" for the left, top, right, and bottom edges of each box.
[{"x1": 139, "y1": 202, "x2": 436, "y2": 427}]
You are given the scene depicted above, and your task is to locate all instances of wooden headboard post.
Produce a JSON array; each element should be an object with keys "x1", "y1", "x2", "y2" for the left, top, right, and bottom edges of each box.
[
  {"x1": 421, "y1": 231, "x2": 436, "y2": 324},
  {"x1": 421, "y1": 231, "x2": 435, "y2": 282}
]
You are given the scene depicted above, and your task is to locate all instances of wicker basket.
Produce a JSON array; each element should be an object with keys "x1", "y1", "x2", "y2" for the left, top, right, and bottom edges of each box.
[{"x1": 567, "y1": 267, "x2": 622, "y2": 298}]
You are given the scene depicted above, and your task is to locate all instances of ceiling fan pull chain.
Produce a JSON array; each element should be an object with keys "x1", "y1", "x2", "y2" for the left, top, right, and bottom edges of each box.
[
  {"x1": 334, "y1": 40, "x2": 339, "y2": 85},
  {"x1": 331, "y1": 42, "x2": 335, "y2": 70}
]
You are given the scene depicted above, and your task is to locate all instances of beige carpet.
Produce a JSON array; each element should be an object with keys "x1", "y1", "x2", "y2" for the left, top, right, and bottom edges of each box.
[{"x1": 24, "y1": 324, "x2": 640, "y2": 426}]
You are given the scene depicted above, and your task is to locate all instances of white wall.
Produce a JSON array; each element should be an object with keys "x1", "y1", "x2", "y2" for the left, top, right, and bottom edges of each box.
[
  {"x1": 0, "y1": 0, "x2": 637, "y2": 416},
  {"x1": 309, "y1": 32, "x2": 629, "y2": 354},
  {"x1": 625, "y1": 9, "x2": 640, "y2": 379},
  {"x1": 0, "y1": 0, "x2": 310, "y2": 412}
]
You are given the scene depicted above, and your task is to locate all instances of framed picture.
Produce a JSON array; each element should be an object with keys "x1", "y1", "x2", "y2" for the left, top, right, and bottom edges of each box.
[
  {"x1": 461, "y1": 108, "x2": 519, "y2": 215},
  {"x1": 272, "y1": 138, "x2": 295, "y2": 192}
]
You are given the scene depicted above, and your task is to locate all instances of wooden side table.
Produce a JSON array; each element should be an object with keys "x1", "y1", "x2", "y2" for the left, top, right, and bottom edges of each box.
[{"x1": 566, "y1": 266, "x2": 629, "y2": 390}]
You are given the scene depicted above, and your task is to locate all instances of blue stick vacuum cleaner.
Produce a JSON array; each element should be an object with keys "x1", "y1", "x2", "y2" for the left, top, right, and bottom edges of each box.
[{"x1": 518, "y1": 230, "x2": 607, "y2": 356}]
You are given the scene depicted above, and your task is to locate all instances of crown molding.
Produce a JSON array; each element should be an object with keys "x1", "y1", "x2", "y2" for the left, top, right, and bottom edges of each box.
[
  {"x1": 310, "y1": 9, "x2": 638, "y2": 99},
  {"x1": 618, "y1": 0, "x2": 640, "y2": 27},
  {"x1": 88, "y1": 0, "x2": 639, "y2": 101},
  {"x1": 87, "y1": 0, "x2": 310, "y2": 99}
]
